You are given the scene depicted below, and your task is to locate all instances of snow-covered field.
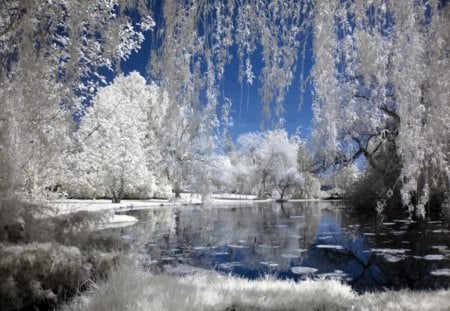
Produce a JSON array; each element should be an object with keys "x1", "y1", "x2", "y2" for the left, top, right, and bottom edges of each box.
[{"x1": 65, "y1": 267, "x2": 450, "y2": 311}]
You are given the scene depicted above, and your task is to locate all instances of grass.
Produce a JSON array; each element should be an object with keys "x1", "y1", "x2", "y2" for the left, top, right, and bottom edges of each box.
[
  {"x1": 0, "y1": 198, "x2": 129, "y2": 310},
  {"x1": 63, "y1": 267, "x2": 450, "y2": 311}
]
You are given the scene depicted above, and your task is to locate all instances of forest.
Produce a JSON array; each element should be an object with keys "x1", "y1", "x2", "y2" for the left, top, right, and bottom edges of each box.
[{"x1": 0, "y1": 1, "x2": 449, "y2": 310}]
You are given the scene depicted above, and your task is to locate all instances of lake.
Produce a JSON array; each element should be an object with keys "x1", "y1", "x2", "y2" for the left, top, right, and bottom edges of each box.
[{"x1": 110, "y1": 201, "x2": 450, "y2": 292}]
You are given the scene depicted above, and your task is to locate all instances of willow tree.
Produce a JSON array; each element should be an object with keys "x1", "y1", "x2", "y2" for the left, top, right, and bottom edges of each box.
[
  {"x1": 0, "y1": 0, "x2": 153, "y2": 198},
  {"x1": 311, "y1": 1, "x2": 449, "y2": 217},
  {"x1": 1, "y1": 0, "x2": 448, "y2": 216},
  {"x1": 149, "y1": 0, "x2": 448, "y2": 217}
]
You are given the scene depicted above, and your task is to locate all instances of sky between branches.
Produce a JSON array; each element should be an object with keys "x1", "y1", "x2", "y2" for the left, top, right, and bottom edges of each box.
[{"x1": 119, "y1": 18, "x2": 315, "y2": 143}]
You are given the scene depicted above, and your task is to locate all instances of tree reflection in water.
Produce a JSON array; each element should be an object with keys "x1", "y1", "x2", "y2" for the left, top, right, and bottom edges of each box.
[{"x1": 114, "y1": 201, "x2": 450, "y2": 292}]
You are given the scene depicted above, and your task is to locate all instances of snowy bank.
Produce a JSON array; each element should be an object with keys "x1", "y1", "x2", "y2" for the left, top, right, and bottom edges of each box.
[
  {"x1": 45, "y1": 195, "x2": 329, "y2": 229},
  {"x1": 46, "y1": 193, "x2": 316, "y2": 215},
  {"x1": 65, "y1": 267, "x2": 450, "y2": 311}
]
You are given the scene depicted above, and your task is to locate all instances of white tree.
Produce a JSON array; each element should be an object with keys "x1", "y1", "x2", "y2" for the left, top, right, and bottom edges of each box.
[
  {"x1": 70, "y1": 72, "x2": 158, "y2": 202},
  {"x1": 232, "y1": 129, "x2": 301, "y2": 198},
  {"x1": 274, "y1": 167, "x2": 303, "y2": 202},
  {"x1": 311, "y1": 1, "x2": 449, "y2": 216},
  {"x1": 0, "y1": 0, "x2": 153, "y2": 198},
  {"x1": 158, "y1": 90, "x2": 218, "y2": 200}
]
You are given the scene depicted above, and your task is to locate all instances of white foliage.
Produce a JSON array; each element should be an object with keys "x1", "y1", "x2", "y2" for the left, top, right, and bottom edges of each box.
[
  {"x1": 68, "y1": 72, "x2": 166, "y2": 200},
  {"x1": 311, "y1": 1, "x2": 450, "y2": 216},
  {"x1": 229, "y1": 129, "x2": 302, "y2": 198},
  {"x1": 0, "y1": 0, "x2": 153, "y2": 197}
]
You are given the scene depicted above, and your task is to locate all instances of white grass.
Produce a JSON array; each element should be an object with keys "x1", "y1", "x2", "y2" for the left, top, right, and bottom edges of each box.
[{"x1": 64, "y1": 267, "x2": 450, "y2": 311}]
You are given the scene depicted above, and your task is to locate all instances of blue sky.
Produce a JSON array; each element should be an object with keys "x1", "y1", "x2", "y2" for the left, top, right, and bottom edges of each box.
[{"x1": 120, "y1": 23, "x2": 315, "y2": 143}]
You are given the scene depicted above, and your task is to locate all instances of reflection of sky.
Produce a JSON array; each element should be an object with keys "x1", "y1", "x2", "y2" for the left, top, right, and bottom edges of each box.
[
  {"x1": 300, "y1": 214, "x2": 387, "y2": 290},
  {"x1": 118, "y1": 202, "x2": 450, "y2": 292}
]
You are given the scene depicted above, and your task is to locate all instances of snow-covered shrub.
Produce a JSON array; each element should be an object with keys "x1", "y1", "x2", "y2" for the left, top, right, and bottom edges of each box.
[
  {"x1": 0, "y1": 198, "x2": 51, "y2": 243},
  {"x1": 0, "y1": 198, "x2": 130, "y2": 310},
  {"x1": 292, "y1": 172, "x2": 322, "y2": 199},
  {"x1": 0, "y1": 242, "x2": 89, "y2": 310},
  {"x1": 209, "y1": 155, "x2": 234, "y2": 193}
]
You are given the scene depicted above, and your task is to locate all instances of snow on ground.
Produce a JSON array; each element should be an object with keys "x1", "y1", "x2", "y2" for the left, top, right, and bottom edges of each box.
[{"x1": 47, "y1": 193, "x2": 269, "y2": 215}]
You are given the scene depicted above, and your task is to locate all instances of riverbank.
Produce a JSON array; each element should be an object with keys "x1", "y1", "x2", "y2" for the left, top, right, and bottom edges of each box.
[
  {"x1": 46, "y1": 193, "x2": 333, "y2": 217},
  {"x1": 44, "y1": 194, "x2": 275, "y2": 227},
  {"x1": 64, "y1": 266, "x2": 450, "y2": 311}
]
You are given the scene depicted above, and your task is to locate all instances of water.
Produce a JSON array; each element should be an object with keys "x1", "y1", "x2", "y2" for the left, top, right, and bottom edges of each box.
[{"x1": 110, "y1": 201, "x2": 450, "y2": 292}]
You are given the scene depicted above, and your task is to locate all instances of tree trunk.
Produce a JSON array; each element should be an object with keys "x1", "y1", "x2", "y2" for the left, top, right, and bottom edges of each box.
[
  {"x1": 174, "y1": 181, "x2": 181, "y2": 198},
  {"x1": 112, "y1": 192, "x2": 121, "y2": 203},
  {"x1": 111, "y1": 177, "x2": 124, "y2": 203}
]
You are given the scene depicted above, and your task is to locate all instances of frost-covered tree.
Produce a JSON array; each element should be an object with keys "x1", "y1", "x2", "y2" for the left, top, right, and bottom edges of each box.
[
  {"x1": 0, "y1": 0, "x2": 153, "y2": 198},
  {"x1": 311, "y1": 1, "x2": 449, "y2": 217},
  {"x1": 274, "y1": 168, "x2": 303, "y2": 202},
  {"x1": 232, "y1": 129, "x2": 301, "y2": 198},
  {"x1": 159, "y1": 101, "x2": 218, "y2": 200},
  {"x1": 70, "y1": 72, "x2": 163, "y2": 202},
  {"x1": 2, "y1": 0, "x2": 447, "y2": 217}
]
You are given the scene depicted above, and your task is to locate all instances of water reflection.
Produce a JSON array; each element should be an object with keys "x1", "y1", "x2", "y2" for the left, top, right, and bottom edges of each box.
[{"x1": 113, "y1": 201, "x2": 450, "y2": 292}]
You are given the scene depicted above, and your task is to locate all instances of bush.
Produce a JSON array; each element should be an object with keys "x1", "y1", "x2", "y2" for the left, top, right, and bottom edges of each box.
[
  {"x1": 345, "y1": 141, "x2": 403, "y2": 217},
  {"x1": 0, "y1": 198, "x2": 130, "y2": 310},
  {"x1": 292, "y1": 172, "x2": 321, "y2": 199},
  {"x1": 0, "y1": 243, "x2": 89, "y2": 310}
]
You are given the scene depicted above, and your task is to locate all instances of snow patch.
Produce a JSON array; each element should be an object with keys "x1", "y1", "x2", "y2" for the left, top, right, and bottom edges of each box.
[
  {"x1": 193, "y1": 246, "x2": 209, "y2": 251},
  {"x1": 218, "y1": 262, "x2": 242, "y2": 270},
  {"x1": 423, "y1": 254, "x2": 445, "y2": 261},
  {"x1": 213, "y1": 251, "x2": 230, "y2": 256},
  {"x1": 370, "y1": 248, "x2": 410, "y2": 254},
  {"x1": 227, "y1": 244, "x2": 246, "y2": 249},
  {"x1": 260, "y1": 262, "x2": 279, "y2": 268},
  {"x1": 430, "y1": 269, "x2": 450, "y2": 276},
  {"x1": 383, "y1": 254, "x2": 406, "y2": 263},
  {"x1": 290, "y1": 266, "x2": 318, "y2": 274},
  {"x1": 316, "y1": 244, "x2": 344, "y2": 250},
  {"x1": 281, "y1": 253, "x2": 302, "y2": 259}
]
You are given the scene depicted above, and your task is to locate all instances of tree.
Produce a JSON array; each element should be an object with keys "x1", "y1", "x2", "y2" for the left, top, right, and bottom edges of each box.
[
  {"x1": 232, "y1": 129, "x2": 301, "y2": 198},
  {"x1": 70, "y1": 72, "x2": 162, "y2": 202},
  {"x1": 311, "y1": 2, "x2": 449, "y2": 217},
  {"x1": 0, "y1": 0, "x2": 153, "y2": 198},
  {"x1": 274, "y1": 168, "x2": 303, "y2": 202}
]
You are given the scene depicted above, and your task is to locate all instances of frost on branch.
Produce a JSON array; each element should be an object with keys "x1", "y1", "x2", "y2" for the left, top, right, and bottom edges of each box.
[
  {"x1": 311, "y1": 1, "x2": 449, "y2": 217},
  {"x1": 0, "y1": 0, "x2": 153, "y2": 197}
]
